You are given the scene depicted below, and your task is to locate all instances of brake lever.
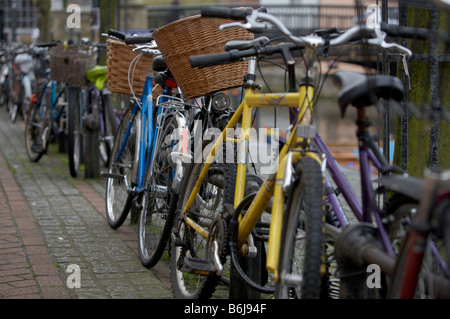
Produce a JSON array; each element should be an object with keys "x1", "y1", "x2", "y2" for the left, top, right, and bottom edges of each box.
[
  {"x1": 219, "y1": 10, "x2": 269, "y2": 32},
  {"x1": 367, "y1": 29, "x2": 412, "y2": 57},
  {"x1": 132, "y1": 45, "x2": 160, "y2": 56},
  {"x1": 220, "y1": 21, "x2": 252, "y2": 31}
]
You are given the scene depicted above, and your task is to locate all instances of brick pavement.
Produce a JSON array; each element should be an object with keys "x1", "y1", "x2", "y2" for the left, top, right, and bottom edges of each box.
[
  {"x1": 0, "y1": 110, "x2": 360, "y2": 300},
  {"x1": 0, "y1": 112, "x2": 173, "y2": 299}
]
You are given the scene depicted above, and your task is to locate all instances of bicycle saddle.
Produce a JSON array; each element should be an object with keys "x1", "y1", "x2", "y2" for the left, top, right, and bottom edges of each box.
[{"x1": 333, "y1": 70, "x2": 404, "y2": 117}]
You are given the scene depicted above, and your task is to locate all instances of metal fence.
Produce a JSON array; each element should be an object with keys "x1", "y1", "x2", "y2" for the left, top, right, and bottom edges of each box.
[
  {"x1": 147, "y1": 3, "x2": 357, "y2": 35},
  {"x1": 147, "y1": 1, "x2": 449, "y2": 172},
  {"x1": 0, "y1": 0, "x2": 39, "y2": 42}
]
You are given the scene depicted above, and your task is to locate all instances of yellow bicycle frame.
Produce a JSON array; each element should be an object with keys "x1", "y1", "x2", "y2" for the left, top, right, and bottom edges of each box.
[{"x1": 181, "y1": 80, "x2": 321, "y2": 281}]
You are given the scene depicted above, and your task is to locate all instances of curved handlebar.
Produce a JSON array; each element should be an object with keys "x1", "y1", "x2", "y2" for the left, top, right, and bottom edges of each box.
[
  {"x1": 107, "y1": 29, "x2": 154, "y2": 45},
  {"x1": 190, "y1": 43, "x2": 302, "y2": 69},
  {"x1": 125, "y1": 34, "x2": 154, "y2": 45},
  {"x1": 380, "y1": 21, "x2": 430, "y2": 40},
  {"x1": 200, "y1": 6, "x2": 412, "y2": 57},
  {"x1": 201, "y1": 6, "x2": 267, "y2": 20}
]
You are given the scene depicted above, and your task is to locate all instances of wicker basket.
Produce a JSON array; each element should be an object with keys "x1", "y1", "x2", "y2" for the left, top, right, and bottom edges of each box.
[
  {"x1": 49, "y1": 44, "x2": 98, "y2": 88},
  {"x1": 106, "y1": 38, "x2": 153, "y2": 96},
  {"x1": 152, "y1": 15, "x2": 254, "y2": 100}
]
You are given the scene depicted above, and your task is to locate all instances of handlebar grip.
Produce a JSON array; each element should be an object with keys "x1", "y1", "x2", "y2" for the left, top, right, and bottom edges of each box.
[
  {"x1": 35, "y1": 42, "x2": 59, "y2": 48},
  {"x1": 124, "y1": 35, "x2": 154, "y2": 45},
  {"x1": 108, "y1": 29, "x2": 126, "y2": 40},
  {"x1": 190, "y1": 42, "x2": 301, "y2": 68},
  {"x1": 380, "y1": 22, "x2": 429, "y2": 40},
  {"x1": 190, "y1": 51, "x2": 237, "y2": 68},
  {"x1": 201, "y1": 6, "x2": 253, "y2": 20}
]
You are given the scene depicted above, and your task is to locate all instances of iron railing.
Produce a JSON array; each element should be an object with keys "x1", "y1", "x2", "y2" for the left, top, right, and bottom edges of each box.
[
  {"x1": 147, "y1": 3, "x2": 358, "y2": 35},
  {"x1": 0, "y1": 0, "x2": 39, "y2": 42}
]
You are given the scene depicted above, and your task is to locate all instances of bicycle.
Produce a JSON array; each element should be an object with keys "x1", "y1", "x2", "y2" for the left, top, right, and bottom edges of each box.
[
  {"x1": 103, "y1": 30, "x2": 194, "y2": 273},
  {"x1": 69, "y1": 60, "x2": 120, "y2": 178},
  {"x1": 7, "y1": 45, "x2": 36, "y2": 123},
  {"x1": 166, "y1": 6, "x2": 416, "y2": 299},
  {"x1": 64, "y1": 41, "x2": 101, "y2": 178},
  {"x1": 387, "y1": 168, "x2": 450, "y2": 298},
  {"x1": 325, "y1": 19, "x2": 450, "y2": 299},
  {"x1": 25, "y1": 43, "x2": 69, "y2": 163}
]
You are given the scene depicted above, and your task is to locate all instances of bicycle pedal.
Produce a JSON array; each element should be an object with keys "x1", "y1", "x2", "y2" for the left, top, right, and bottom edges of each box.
[
  {"x1": 182, "y1": 257, "x2": 216, "y2": 276},
  {"x1": 171, "y1": 231, "x2": 185, "y2": 247},
  {"x1": 101, "y1": 172, "x2": 123, "y2": 180}
]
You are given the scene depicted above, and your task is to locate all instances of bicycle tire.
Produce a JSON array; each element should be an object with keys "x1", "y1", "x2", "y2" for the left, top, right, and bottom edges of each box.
[
  {"x1": 0, "y1": 81, "x2": 8, "y2": 106},
  {"x1": 384, "y1": 194, "x2": 449, "y2": 298},
  {"x1": 99, "y1": 93, "x2": 118, "y2": 167},
  {"x1": 275, "y1": 156, "x2": 326, "y2": 299},
  {"x1": 83, "y1": 112, "x2": 101, "y2": 178},
  {"x1": 223, "y1": 141, "x2": 267, "y2": 299},
  {"x1": 24, "y1": 84, "x2": 50, "y2": 162},
  {"x1": 105, "y1": 107, "x2": 135, "y2": 229},
  {"x1": 8, "y1": 97, "x2": 18, "y2": 123},
  {"x1": 170, "y1": 162, "x2": 224, "y2": 299},
  {"x1": 68, "y1": 87, "x2": 83, "y2": 177},
  {"x1": 138, "y1": 114, "x2": 181, "y2": 268},
  {"x1": 83, "y1": 87, "x2": 103, "y2": 178}
]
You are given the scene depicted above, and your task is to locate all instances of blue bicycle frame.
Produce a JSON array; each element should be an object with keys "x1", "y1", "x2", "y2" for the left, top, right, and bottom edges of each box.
[
  {"x1": 33, "y1": 70, "x2": 67, "y2": 135},
  {"x1": 115, "y1": 73, "x2": 173, "y2": 194}
]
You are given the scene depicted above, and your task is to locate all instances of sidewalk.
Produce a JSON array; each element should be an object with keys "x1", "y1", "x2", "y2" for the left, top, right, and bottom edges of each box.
[
  {"x1": 0, "y1": 110, "x2": 361, "y2": 300},
  {"x1": 0, "y1": 112, "x2": 172, "y2": 299}
]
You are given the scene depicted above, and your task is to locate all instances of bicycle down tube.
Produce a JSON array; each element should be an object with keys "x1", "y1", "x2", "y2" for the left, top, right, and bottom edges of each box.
[
  {"x1": 115, "y1": 73, "x2": 154, "y2": 193},
  {"x1": 181, "y1": 56, "x2": 321, "y2": 281}
]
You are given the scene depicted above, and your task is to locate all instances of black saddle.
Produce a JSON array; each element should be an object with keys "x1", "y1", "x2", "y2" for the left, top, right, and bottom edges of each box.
[{"x1": 333, "y1": 70, "x2": 404, "y2": 117}]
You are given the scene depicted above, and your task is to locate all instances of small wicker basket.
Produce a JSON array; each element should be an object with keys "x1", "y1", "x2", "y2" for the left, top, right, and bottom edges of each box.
[
  {"x1": 152, "y1": 15, "x2": 254, "y2": 100},
  {"x1": 106, "y1": 38, "x2": 153, "y2": 96},
  {"x1": 49, "y1": 44, "x2": 98, "y2": 88}
]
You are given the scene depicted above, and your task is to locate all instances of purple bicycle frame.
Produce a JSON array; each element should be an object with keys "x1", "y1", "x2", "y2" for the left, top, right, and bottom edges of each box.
[{"x1": 314, "y1": 132, "x2": 395, "y2": 256}]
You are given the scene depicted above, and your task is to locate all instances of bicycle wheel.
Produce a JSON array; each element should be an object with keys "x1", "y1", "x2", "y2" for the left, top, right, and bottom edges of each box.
[
  {"x1": 170, "y1": 162, "x2": 224, "y2": 299},
  {"x1": 275, "y1": 157, "x2": 326, "y2": 299},
  {"x1": 224, "y1": 146, "x2": 269, "y2": 299},
  {"x1": 8, "y1": 91, "x2": 18, "y2": 123},
  {"x1": 24, "y1": 83, "x2": 50, "y2": 162},
  {"x1": 68, "y1": 87, "x2": 83, "y2": 177},
  {"x1": 99, "y1": 92, "x2": 118, "y2": 167},
  {"x1": 138, "y1": 114, "x2": 181, "y2": 268},
  {"x1": 105, "y1": 107, "x2": 136, "y2": 229},
  {"x1": 83, "y1": 87, "x2": 101, "y2": 178},
  {"x1": 385, "y1": 194, "x2": 449, "y2": 298}
]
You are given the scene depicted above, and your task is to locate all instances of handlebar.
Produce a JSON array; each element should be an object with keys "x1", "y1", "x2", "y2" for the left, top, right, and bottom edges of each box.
[
  {"x1": 190, "y1": 43, "x2": 302, "y2": 69},
  {"x1": 201, "y1": 6, "x2": 267, "y2": 20},
  {"x1": 35, "y1": 42, "x2": 60, "y2": 48},
  {"x1": 107, "y1": 29, "x2": 154, "y2": 45},
  {"x1": 380, "y1": 22, "x2": 430, "y2": 40},
  {"x1": 125, "y1": 34, "x2": 154, "y2": 45},
  {"x1": 199, "y1": 6, "x2": 412, "y2": 58},
  {"x1": 201, "y1": 6, "x2": 254, "y2": 20},
  {"x1": 108, "y1": 29, "x2": 126, "y2": 40}
]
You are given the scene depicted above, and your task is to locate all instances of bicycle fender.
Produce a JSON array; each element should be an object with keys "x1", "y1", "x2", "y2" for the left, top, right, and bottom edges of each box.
[
  {"x1": 170, "y1": 114, "x2": 192, "y2": 192},
  {"x1": 378, "y1": 174, "x2": 424, "y2": 201},
  {"x1": 22, "y1": 75, "x2": 32, "y2": 99}
]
